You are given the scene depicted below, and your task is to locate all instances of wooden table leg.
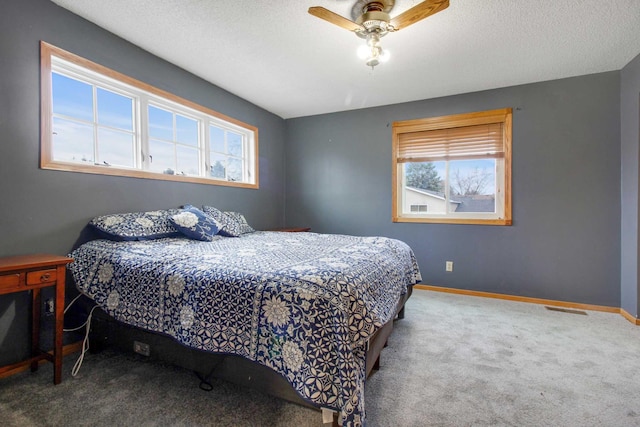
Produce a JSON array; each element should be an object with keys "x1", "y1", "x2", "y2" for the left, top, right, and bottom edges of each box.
[
  {"x1": 53, "y1": 265, "x2": 66, "y2": 384},
  {"x1": 30, "y1": 288, "x2": 41, "y2": 372}
]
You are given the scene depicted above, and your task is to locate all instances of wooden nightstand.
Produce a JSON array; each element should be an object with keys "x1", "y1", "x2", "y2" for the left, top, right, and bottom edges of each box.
[
  {"x1": 0, "y1": 254, "x2": 73, "y2": 384},
  {"x1": 271, "y1": 227, "x2": 311, "y2": 232}
]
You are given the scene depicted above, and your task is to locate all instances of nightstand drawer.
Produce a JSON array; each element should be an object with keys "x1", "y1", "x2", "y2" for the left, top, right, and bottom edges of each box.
[
  {"x1": 0, "y1": 273, "x2": 21, "y2": 290},
  {"x1": 26, "y1": 269, "x2": 57, "y2": 285}
]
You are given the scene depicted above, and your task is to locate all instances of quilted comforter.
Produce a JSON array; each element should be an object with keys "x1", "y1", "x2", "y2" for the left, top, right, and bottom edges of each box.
[{"x1": 68, "y1": 231, "x2": 421, "y2": 426}]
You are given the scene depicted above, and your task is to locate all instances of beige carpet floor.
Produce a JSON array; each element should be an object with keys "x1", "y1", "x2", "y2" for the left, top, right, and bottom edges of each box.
[{"x1": 2, "y1": 289, "x2": 640, "y2": 426}]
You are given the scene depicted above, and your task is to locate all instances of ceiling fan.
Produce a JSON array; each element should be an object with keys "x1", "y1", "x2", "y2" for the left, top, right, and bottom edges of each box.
[{"x1": 309, "y1": 0, "x2": 449, "y2": 68}]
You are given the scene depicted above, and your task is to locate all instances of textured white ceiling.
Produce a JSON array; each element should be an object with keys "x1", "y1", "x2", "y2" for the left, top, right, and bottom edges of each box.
[{"x1": 50, "y1": 0, "x2": 640, "y2": 119}]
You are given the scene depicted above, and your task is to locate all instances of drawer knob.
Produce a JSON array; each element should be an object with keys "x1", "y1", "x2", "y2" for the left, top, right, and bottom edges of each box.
[{"x1": 40, "y1": 273, "x2": 51, "y2": 282}]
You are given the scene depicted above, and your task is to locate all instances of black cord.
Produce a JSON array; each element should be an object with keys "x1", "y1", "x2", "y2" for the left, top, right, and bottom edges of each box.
[{"x1": 194, "y1": 370, "x2": 214, "y2": 391}]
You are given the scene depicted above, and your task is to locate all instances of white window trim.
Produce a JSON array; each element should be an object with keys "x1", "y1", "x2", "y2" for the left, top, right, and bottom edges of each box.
[{"x1": 40, "y1": 41, "x2": 259, "y2": 189}]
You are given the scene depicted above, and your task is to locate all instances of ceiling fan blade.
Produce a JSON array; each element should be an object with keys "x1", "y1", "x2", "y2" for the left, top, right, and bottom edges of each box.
[
  {"x1": 308, "y1": 6, "x2": 363, "y2": 32},
  {"x1": 390, "y1": 0, "x2": 449, "y2": 31}
]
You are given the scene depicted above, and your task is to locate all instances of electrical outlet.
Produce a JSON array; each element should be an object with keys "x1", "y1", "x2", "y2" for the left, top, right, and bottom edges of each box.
[
  {"x1": 446, "y1": 261, "x2": 454, "y2": 272},
  {"x1": 44, "y1": 298, "x2": 55, "y2": 315},
  {"x1": 133, "y1": 341, "x2": 150, "y2": 357}
]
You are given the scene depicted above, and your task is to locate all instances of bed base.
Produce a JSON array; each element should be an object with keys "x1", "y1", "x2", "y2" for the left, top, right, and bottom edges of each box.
[{"x1": 86, "y1": 286, "x2": 412, "y2": 426}]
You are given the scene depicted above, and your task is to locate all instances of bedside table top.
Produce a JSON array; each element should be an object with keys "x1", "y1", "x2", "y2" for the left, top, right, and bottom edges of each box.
[{"x1": 0, "y1": 254, "x2": 73, "y2": 273}]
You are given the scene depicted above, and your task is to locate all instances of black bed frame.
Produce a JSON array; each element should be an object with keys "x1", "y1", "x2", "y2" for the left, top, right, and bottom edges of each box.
[{"x1": 85, "y1": 286, "x2": 413, "y2": 426}]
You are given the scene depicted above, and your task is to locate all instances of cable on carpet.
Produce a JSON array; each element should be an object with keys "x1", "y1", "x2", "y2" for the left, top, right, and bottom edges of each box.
[
  {"x1": 194, "y1": 360, "x2": 224, "y2": 392},
  {"x1": 62, "y1": 293, "x2": 99, "y2": 377},
  {"x1": 195, "y1": 370, "x2": 215, "y2": 391}
]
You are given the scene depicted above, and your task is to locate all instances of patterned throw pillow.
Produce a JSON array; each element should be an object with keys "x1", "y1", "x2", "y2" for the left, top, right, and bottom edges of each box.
[
  {"x1": 224, "y1": 211, "x2": 255, "y2": 234},
  {"x1": 201, "y1": 205, "x2": 243, "y2": 237},
  {"x1": 90, "y1": 209, "x2": 182, "y2": 241},
  {"x1": 169, "y1": 206, "x2": 222, "y2": 241}
]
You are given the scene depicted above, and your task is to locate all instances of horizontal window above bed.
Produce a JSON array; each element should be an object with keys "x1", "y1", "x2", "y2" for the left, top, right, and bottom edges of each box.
[{"x1": 40, "y1": 41, "x2": 258, "y2": 188}]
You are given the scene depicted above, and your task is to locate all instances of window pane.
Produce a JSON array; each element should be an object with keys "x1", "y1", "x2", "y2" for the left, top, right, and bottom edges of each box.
[
  {"x1": 148, "y1": 105, "x2": 173, "y2": 140},
  {"x1": 404, "y1": 161, "x2": 444, "y2": 192},
  {"x1": 210, "y1": 125, "x2": 225, "y2": 153},
  {"x1": 97, "y1": 128, "x2": 134, "y2": 168},
  {"x1": 52, "y1": 117, "x2": 94, "y2": 163},
  {"x1": 149, "y1": 139, "x2": 175, "y2": 174},
  {"x1": 45, "y1": 45, "x2": 257, "y2": 188},
  {"x1": 52, "y1": 73, "x2": 93, "y2": 122},
  {"x1": 209, "y1": 154, "x2": 226, "y2": 179},
  {"x1": 448, "y1": 159, "x2": 496, "y2": 213},
  {"x1": 228, "y1": 132, "x2": 243, "y2": 157},
  {"x1": 403, "y1": 161, "x2": 446, "y2": 214},
  {"x1": 177, "y1": 115, "x2": 198, "y2": 146},
  {"x1": 227, "y1": 158, "x2": 243, "y2": 182},
  {"x1": 97, "y1": 88, "x2": 133, "y2": 131},
  {"x1": 176, "y1": 145, "x2": 199, "y2": 175}
]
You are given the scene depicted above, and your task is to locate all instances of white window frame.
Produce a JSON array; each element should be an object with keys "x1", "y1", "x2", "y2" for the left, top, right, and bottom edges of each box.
[
  {"x1": 143, "y1": 100, "x2": 205, "y2": 176},
  {"x1": 40, "y1": 41, "x2": 258, "y2": 188},
  {"x1": 392, "y1": 108, "x2": 512, "y2": 226}
]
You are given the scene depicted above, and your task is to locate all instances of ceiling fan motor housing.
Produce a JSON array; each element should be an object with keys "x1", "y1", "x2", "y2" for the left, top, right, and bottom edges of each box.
[
  {"x1": 352, "y1": 0, "x2": 395, "y2": 17},
  {"x1": 356, "y1": 10, "x2": 392, "y2": 37}
]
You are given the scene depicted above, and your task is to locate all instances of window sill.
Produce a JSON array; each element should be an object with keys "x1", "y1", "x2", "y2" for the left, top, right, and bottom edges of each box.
[
  {"x1": 41, "y1": 161, "x2": 258, "y2": 189},
  {"x1": 393, "y1": 216, "x2": 512, "y2": 226}
]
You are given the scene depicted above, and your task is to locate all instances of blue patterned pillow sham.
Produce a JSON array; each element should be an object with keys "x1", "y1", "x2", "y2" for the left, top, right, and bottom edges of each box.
[
  {"x1": 201, "y1": 205, "x2": 243, "y2": 237},
  {"x1": 89, "y1": 209, "x2": 182, "y2": 241},
  {"x1": 224, "y1": 211, "x2": 255, "y2": 234},
  {"x1": 169, "y1": 206, "x2": 222, "y2": 241}
]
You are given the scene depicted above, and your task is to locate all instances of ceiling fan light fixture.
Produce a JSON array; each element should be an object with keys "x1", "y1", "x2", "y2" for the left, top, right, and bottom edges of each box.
[
  {"x1": 357, "y1": 44, "x2": 372, "y2": 60},
  {"x1": 309, "y1": 0, "x2": 449, "y2": 69},
  {"x1": 357, "y1": 33, "x2": 389, "y2": 69},
  {"x1": 364, "y1": 49, "x2": 389, "y2": 69}
]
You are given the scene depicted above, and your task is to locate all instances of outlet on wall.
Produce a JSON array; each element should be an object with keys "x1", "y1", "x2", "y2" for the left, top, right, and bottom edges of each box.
[
  {"x1": 446, "y1": 261, "x2": 454, "y2": 272},
  {"x1": 44, "y1": 298, "x2": 55, "y2": 315},
  {"x1": 133, "y1": 341, "x2": 150, "y2": 357}
]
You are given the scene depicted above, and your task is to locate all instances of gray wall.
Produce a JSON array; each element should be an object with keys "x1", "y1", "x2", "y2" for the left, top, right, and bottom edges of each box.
[
  {"x1": 0, "y1": 0, "x2": 634, "y2": 369},
  {"x1": 285, "y1": 72, "x2": 621, "y2": 308},
  {"x1": 621, "y1": 52, "x2": 640, "y2": 317},
  {"x1": 0, "y1": 0, "x2": 286, "y2": 364}
]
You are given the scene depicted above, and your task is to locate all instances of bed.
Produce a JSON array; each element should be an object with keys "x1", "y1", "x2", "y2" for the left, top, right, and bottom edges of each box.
[{"x1": 67, "y1": 207, "x2": 421, "y2": 427}]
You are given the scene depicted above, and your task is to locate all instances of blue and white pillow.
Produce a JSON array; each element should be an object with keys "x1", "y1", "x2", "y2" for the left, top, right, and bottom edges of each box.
[
  {"x1": 224, "y1": 211, "x2": 255, "y2": 235},
  {"x1": 169, "y1": 206, "x2": 222, "y2": 241},
  {"x1": 202, "y1": 205, "x2": 243, "y2": 237},
  {"x1": 90, "y1": 209, "x2": 182, "y2": 241}
]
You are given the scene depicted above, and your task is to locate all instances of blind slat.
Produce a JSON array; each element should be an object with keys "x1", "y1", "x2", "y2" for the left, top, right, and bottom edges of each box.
[
  {"x1": 398, "y1": 153, "x2": 504, "y2": 163},
  {"x1": 398, "y1": 123, "x2": 504, "y2": 161}
]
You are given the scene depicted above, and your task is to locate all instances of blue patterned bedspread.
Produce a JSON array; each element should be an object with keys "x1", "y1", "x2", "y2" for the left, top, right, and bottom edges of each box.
[{"x1": 68, "y1": 231, "x2": 421, "y2": 426}]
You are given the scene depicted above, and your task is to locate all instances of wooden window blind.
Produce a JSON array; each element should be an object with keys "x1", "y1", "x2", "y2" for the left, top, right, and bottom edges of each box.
[{"x1": 397, "y1": 122, "x2": 504, "y2": 163}]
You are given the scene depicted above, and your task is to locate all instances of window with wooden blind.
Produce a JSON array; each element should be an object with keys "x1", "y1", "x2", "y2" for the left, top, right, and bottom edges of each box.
[{"x1": 392, "y1": 108, "x2": 512, "y2": 225}]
